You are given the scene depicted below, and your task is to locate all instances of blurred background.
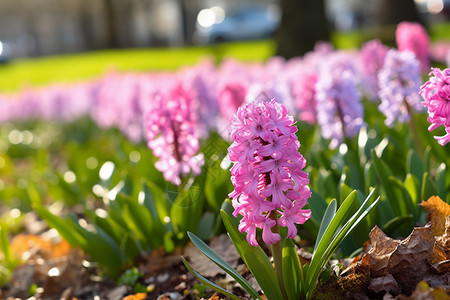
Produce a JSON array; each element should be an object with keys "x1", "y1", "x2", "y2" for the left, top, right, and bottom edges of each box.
[{"x1": 0, "y1": 0, "x2": 449, "y2": 61}]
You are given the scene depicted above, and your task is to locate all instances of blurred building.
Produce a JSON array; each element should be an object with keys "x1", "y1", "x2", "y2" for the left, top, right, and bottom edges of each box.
[
  {"x1": 0, "y1": 0, "x2": 447, "y2": 58},
  {"x1": 0, "y1": 0, "x2": 277, "y2": 58}
]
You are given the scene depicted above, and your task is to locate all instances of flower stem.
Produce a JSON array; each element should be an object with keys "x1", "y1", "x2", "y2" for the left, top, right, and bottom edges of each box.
[
  {"x1": 269, "y1": 210, "x2": 288, "y2": 300},
  {"x1": 405, "y1": 103, "x2": 424, "y2": 158}
]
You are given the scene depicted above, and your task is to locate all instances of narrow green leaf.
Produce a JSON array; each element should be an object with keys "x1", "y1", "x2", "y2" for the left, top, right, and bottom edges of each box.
[
  {"x1": 311, "y1": 190, "x2": 357, "y2": 264},
  {"x1": 306, "y1": 189, "x2": 377, "y2": 292},
  {"x1": 170, "y1": 172, "x2": 207, "y2": 235},
  {"x1": 314, "y1": 199, "x2": 336, "y2": 252},
  {"x1": 339, "y1": 183, "x2": 353, "y2": 207},
  {"x1": 282, "y1": 239, "x2": 302, "y2": 300},
  {"x1": 143, "y1": 180, "x2": 170, "y2": 223},
  {"x1": 422, "y1": 172, "x2": 437, "y2": 202},
  {"x1": 371, "y1": 150, "x2": 402, "y2": 216},
  {"x1": 181, "y1": 257, "x2": 241, "y2": 300},
  {"x1": 404, "y1": 174, "x2": 419, "y2": 207},
  {"x1": 221, "y1": 198, "x2": 235, "y2": 218},
  {"x1": 0, "y1": 227, "x2": 11, "y2": 265},
  {"x1": 196, "y1": 212, "x2": 216, "y2": 240},
  {"x1": 304, "y1": 189, "x2": 328, "y2": 237},
  {"x1": 436, "y1": 163, "x2": 447, "y2": 201},
  {"x1": 220, "y1": 210, "x2": 283, "y2": 300},
  {"x1": 187, "y1": 232, "x2": 261, "y2": 299},
  {"x1": 406, "y1": 149, "x2": 423, "y2": 183},
  {"x1": 33, "y1": 204, "x2": 87, "y2": 248},
  {"x1": 388, "y1": 176, "x2": 416, "y2": 219}
]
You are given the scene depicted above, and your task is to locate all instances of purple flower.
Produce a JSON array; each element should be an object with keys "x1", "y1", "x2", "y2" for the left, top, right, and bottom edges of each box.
[
  {"x1": 419, "y1": 67, "x2": 450, "y2": 145},
  {"x1": 315, "y1": 52, "x2": 364, "y2": 149},
  {"x1": 228, "y1": 99, "x2": 311, "y2": 247},
  {"x1": 359, "y1": 39, "x2": 388, "y2": 101},
  {"x1": 378, "y1": 49, "x2": 424, "y2": 127},
  {"x1": 396, "y1": 21, "x2": 430, "y2": 73}
]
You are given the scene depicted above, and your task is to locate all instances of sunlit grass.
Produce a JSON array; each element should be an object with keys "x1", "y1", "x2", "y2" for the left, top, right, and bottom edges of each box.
[
  {"x1": 0, "y1": 40, "x2": 276, "y2": 93},
  {"x1": 0, "y1": 21, "x2": 449, "y2": 93}
]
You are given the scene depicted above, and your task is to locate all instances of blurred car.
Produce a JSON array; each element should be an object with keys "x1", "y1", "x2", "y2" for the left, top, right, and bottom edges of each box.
[
  {"x1": 194, "y1": 4, "x2": 281, "y2": 44},
  {"x1": 0, "y1": 40, "x2": 12, "y2": 63}
]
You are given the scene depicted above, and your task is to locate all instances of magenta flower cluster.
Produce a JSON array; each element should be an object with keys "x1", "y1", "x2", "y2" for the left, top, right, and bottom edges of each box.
[
  {"x1": 396, "y1": 21, "x2": 430, "y2": 73},
  {"x1": 228, "y1": 99, "x2": 311, "y2": 247},
  {"x1": 420, "y1": 68, "x2": 450, "y2": 146},
  {"x1": 144, "y1": 78, "x2": 204, "y2": 185}
]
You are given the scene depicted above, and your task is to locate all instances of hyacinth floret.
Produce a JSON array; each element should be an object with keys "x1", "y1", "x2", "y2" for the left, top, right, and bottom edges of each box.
[
  {"x1": 228, "y1": 99, "x2": 311, "y2": 247},
  {"x1": 145, "y1": 80, "x2": 204, "y2": 185},
  {"x1": 396, "y1": 21, "x2": 430, "y2": 73},
  {"x1": 315, "y1": 52, "x2": 364, "y2": 149},
  {"x1": 419, "y1": 67, "x2": 450, "y2": 146},
  {"x1": 359, "y1": 39, "x2": 388, "y2": 101},
  {"x1": 378, "y1": 49, "x2": 424, "y2": 127}
]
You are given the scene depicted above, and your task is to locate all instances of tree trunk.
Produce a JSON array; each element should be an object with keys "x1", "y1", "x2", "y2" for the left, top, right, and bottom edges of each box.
[
  {"x1": 275, "y1": 0, "x2": 330, "y2": 59},
  {"x1": 374, "y1": 0, "x2": 424, "y2": 27},
  {"x1": 103, "y1": 0, "x2": 119, "y2": 48}
]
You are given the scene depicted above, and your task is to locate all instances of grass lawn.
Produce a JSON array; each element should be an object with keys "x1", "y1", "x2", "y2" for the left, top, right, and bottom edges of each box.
[
  {"x1": 0, "y1": 41, "x2": 276, "y2": 93},
  {"x1": 1, "y1": 22, "x2": 449, "y2": 93}
]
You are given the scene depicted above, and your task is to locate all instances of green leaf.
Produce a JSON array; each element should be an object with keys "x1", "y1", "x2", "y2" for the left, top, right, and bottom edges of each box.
[
  {"x1": 170, "y1": 172, "x2": 207, "y2": 236},
  {"x1": 196, "y1": 212, "x2": 217, "y2": 240},
  {"x1": 388, "y1": 176, "x2": 416, "y2": 219},
  {"x1": 33, "y1": 204, "x2": 87, "y2": 248},
  {"x1": 339, "y1": 183, "x2": 353, "y2": 207},
  {"x1": 371, "y1": 150, "x2": 403, "y2": 216},
  {"x1": 143, "y1": 180, "x2": 170, "y2": 223},
  {"x1": 406, "y1": 149, "x2": 424, "y2": 183},
  {"x1": 311, "y1": 190, "x2": 357, "y2": 262},
  {"x1": 0, "y1": 227, "x2": 11, "y2": 265},
  {"x1": 282, "y1": 239, "x2": 303, "y2": 300},
  {"x1": 181, "y1": 257, "x2": 241, "y2": 300},
  {"x1": 306, "y1": 189, "x2": 378, "y2": 294},
  {"x1": 314, "y1": 199, "x2": 336, "y2": 252},
  {"x1": 436, "y1": 163, "x2": 447, "y2": 201},
  {"x1": 422, "y1": 172, "x2": 437, "y2": 202},
  {"x1": 404, "y1": 174, "x2": 420, "y2": 207},
  {"x1": 187, "y1": 232, "x2": 261, "y2": 299},
  {"x1": 305, "y1": 189, "x2": 328, "y2": 237},
  {"x1": 220, "y1": 210, "x2": 283, "y2": 300}
]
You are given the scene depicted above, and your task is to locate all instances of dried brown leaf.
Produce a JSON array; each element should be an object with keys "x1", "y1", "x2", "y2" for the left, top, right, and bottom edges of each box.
[
  {"x1": 421, "y1": 196, "x2": 450, "y2": 236},
  {"x1": 397, "y1": 281, "x2": 450, "y2": 300},
  {"x1": 346, "y1": 225, "x2": 449, "y2": 296},
  {"x1": 122, "y1": 293, "x2": 147, "y2": 300},
  {"x1": 361, "y1": 226, "x2": 401, "y2": 277},
  {"x1": 369, "y1": 274, "x2": 400, "y2": 294}
]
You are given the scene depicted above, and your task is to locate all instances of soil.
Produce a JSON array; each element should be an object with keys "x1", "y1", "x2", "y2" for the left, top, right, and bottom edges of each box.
[{"x1": 2, "y1": 212, "x2": 450, "y2": 300}]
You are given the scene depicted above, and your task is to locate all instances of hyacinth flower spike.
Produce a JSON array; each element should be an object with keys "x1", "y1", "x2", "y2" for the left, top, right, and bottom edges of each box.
[
  {"x1": 227, "y1": 98, "x2": 311, "y2": 298},
  {"x1": 182, "y1": 98, "x2": 379, "y2": 300},
  {"x1": 420, "y1": 67, "x2": 450, "y2": 146}
]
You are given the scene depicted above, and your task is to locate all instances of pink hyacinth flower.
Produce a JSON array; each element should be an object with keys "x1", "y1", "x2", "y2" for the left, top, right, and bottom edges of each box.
[
  {"x1": 396, "y1": 21, "x2": 430, "y2": 73},
  {"x1": 228, "y1": 99, "x2": 311, "y2": 247},
  {"x1": 419, "y1": 67, "x2": 450, "y2": 146}
]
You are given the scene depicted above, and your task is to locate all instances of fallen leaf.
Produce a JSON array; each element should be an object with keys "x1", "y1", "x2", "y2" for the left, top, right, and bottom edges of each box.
[
  {"x1": 343, "y1": 223, "x2": 450, "y2": 297},
  {"x1": 201, "y1": 293, "x2": 220, "y2": 300},
  {"x1": 122, "y1": 292, "x2": 147, "y2": 300},
  {"x1": 360, "y1": 226, "x2": 400, "y2": 277},
  {"x1": 421, "y1": 196, "x2": 450, "y2": 236},
  {"x1": 397, "y1": 280, "x2": 450, "y2": 300}
]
